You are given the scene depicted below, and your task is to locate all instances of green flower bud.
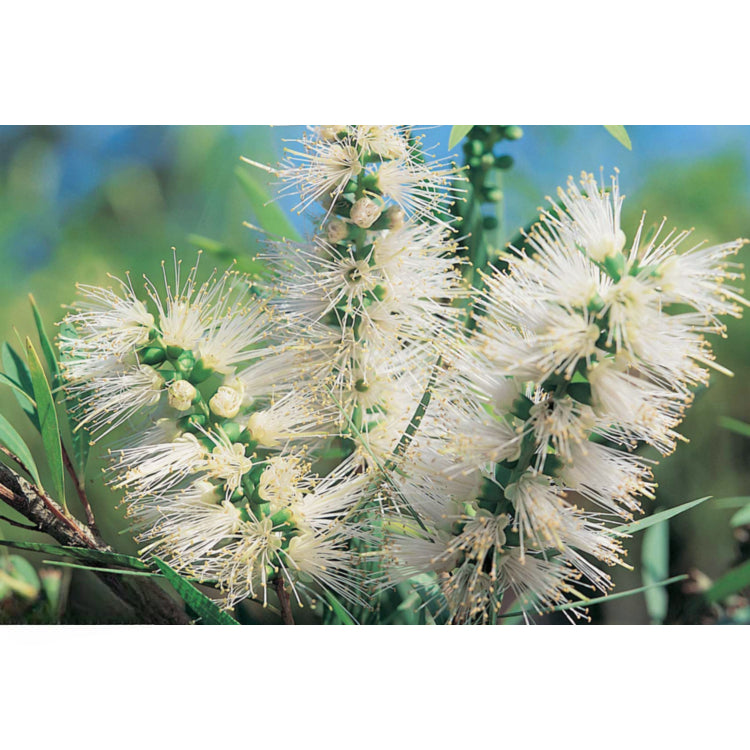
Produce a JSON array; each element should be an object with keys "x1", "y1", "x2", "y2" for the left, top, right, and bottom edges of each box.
[
  {"x1": 190, "y1": 358, "x2": 214, "y2": 384},
  {"x1": 495, "y1": 154, "x2": 514, "y2": 170},
  {"x1": 178, "y1": 413, "x2": 207, "y2": 433},
  {"x1": 139, "y1": 346, "x2": 166, "y2": 365},
  {"x1": 175, "y1": 350, "x2": 195, "y2": 376}
]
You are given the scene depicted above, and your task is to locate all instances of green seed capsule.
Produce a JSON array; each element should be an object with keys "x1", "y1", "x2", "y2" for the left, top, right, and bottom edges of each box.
[
  {"x1": 229, "y1": 487, "x2": 245, "y2": 503},
  {"x1": 504, "y1": 126, "x2": 523, "y2": 141},
  {"x1": 482, "y1": 216, "x2": 499, "y2": 230},
  {"x1": 166, "y1": 344, "x2": 183, "y2": 360}
]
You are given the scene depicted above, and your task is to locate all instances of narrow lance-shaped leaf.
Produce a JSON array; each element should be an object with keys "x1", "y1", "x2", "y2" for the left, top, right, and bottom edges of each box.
[
  {"x1": 29, "y1": 294, "x2": 61, "y2": 388},
  {"x1": 718, "y1": 416, "x2": 750, "y2": 438},
  {"x1": 448, "y1": 125, "x2": 474, "y2": 150},
  {"x1": 234, "y1": 165, "x2": 302, "y2": 242},
  {"x1": 612, "y1": 496, "x2": 711, "y2": 535},
  {"x1": 57, "y1": 321, "x2": 90, "y2": 475},
  {"x1": 0, "y1": 371, "x2": 37, "y2": 409},
  {"x1": 322, "y1": 590, "x2": 356, "y2": 625},
  {"x1": 25, "y1": 339, "x2": 66, "y2": 510},
  {"x1": 0, "y1": 413, "x2": 43, "y2": 487},
  {"x1": 603, "y1": 125, "x2": 632, "y2": 150},
  {"x1": 705, "y1": 559, "x2": 750, "y2": 605},
  {"x1": 152, "y1": 556, "x2": 240, "y2": 625},
  {"x1": 641, "y1": 514, "x2": 670, "y2": 624},
  {"x1": 1, "y1": 342, "x2": 40, "y2": 430},
  {"x1": 730, "y1": 505, "x2": 750, "y2": 528},
  {"x1": 0, "y1": 539, "x2": 150, "y2": 571},
  {"x1": 499, "y1": 575, "x2": 688, "y2": 619}
]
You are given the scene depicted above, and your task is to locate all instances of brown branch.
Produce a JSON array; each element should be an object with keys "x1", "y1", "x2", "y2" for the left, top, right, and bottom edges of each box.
[
  {"x1": 274, "y1": 575, "x2": 295, "y2": 625},
  {"x1": 60, "y1": 441, "x2": 99, "y2": 536},
  {"x1": 0, "y1": 461, "x2": 190, "y2": 624}
]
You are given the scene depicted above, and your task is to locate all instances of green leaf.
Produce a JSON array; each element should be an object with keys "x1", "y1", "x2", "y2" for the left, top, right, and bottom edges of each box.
[
  {"x1": 39, "y1": 567, "x2": 65, "y2": 621},
  {"x1": 499, "y1": 575, "x2": 688, "y2": 619},
  {"x1": 186, "y1": 233, "x2": 267, "y2": 278},
  {"x1": 0, "y1": 554, "x2": 41, "y2": 600},
  {"x1": 42, "y1": 560, "x2": 164, "y2": 578},
  {"x1": 449, "y1": 125, "x2": 474, "y2": 150},
  {"x1": 322, "y1": 590, "x2": 356, "y2": 625},
  {"x1": 718, "y1": 416, "x2": 750, "y2": 438},
  {"x1": 0, "y1": 539, "x2": 150, "y2": 570},
  {"x1": 0, "y1": 372, "x2": 37, "y2": 408},
  {"x1": 25, "y1": 338, "x2": 65, "y2": 509},
  {"x1": 29, "y1": 294, "x2": 61, "y2": 388},
  {"x1": 730, "y1": 505, "x2": 750, "y2": 528},
  {"x1": 57, "y1": 321, "x2": 90, "y2": 475},
  {"x1": 554, "y1": 575, "x2": 687, "y2": 614},
  {"x1": 0, "y1": 412, "x2": 42, "y2": 486},
  {"x1": 714, "y1": 496, "x2": 750, "y2": 509},
  {"x1": 613, "y1": 496, "x2": 711, "y2": 535},
  {"x1": 603, "y1": 125, "x2": 632, "y2": 150},
  {"x1": 235, "y1": 165, "x2": 301, "y2": 241},
  {"x1": 706, "y1": 559, "x2": 750, "y2": 604},
  {"x1": 641, "y1": 513, "x2": 670, "y2": 624},
  {"x1": 1, "y1": 342, "x2": 40, "y2": 430},
  {"x1": 152, "y1": 556, "x2": 239, "y2": 625}
]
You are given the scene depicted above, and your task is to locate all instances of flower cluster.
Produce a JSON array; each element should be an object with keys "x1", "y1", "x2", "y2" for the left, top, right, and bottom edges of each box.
[
  {"x1": 60, "y1": 256, "x2": 367, "y2": 608},
  {"x1": 258, "y1": 126, "x2": 465, "y2": 463},
  {"x1": 60, "y1": 127, "x2": 747, "y2": 625},
  {"x1": 381, "y1": 170, "x2": 747, "y2": 622}
]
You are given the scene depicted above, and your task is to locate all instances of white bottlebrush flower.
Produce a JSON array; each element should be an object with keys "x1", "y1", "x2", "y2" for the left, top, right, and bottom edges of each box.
[
  {"x1": 59, "y1": 275, "x2": 154, "y2": 362},
  {"x1": 196, "y1": 297, "x2": 272, "y2": 375},
  {"x1": 68, "y1": 364, "x2": 164, "y2": 439},
  {"x1": 353, "y1": 125, "x2": 410, "y2": 160},
  {"x1": 545, "y1": 170, "x2": 627, "y2": 263},
  {"x1": 201, "y1": 433, "x2": 254, "y2": 494},
  {"x1": 375, "y1": 157, "x2": 459, "y2": 227},
  {"x1": 277, "y1": 135, "x2": 362, "y2": 217},
  {"x1": 246, "y1": 390, "x2": 333, "y2": 449},
  {"x1": 135, "y1": 481, "x2": 243, "y2": 570},
  {"x1": 559, "y1": 440, "x2": 654, "y2": 518},
  {"x1": 109, "y1": 433, "x2": 207, "y2": 496},
  {"x1": 527, "y1": 394, "x2": 595, "y2": 467}
]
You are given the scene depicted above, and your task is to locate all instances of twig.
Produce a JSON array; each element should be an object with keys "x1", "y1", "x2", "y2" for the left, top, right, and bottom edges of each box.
[
  {"x1": 60, "y1": 441, "x2": 99, "y2": 536},
  {"x1": 0, "y1": 513, "x2": 40, "y2": 531},
  {"x1": 274, "y1": 575, "x2": 295, "y2": 625},
  {"x1": 0, "y1": 461, "x2": 190, "y2": 624}
]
